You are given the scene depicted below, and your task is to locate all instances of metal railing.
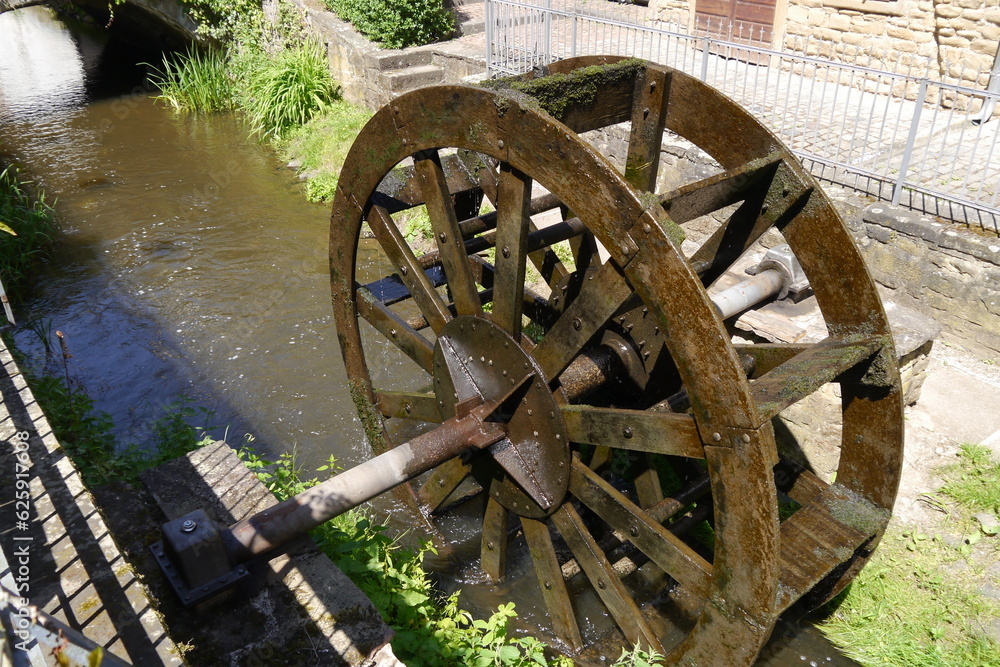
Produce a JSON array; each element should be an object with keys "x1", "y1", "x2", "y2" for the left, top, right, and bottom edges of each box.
[{"x1": 484, "y1": 0, "x2": 1000, "y2": 233}]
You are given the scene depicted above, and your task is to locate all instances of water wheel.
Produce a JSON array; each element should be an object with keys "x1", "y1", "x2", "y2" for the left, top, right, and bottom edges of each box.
[{"x1": 328, "y1": 57, "x2": 904, "y2": 663}]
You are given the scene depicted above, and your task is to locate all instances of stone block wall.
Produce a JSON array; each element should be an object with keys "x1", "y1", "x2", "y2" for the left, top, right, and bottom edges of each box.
[
  {"x1": 650, "y1": 0, "x2": 1000, "y2": 92},
  {"x1": 857, "y1": 204, "x2": 1000, "y2": 355}
]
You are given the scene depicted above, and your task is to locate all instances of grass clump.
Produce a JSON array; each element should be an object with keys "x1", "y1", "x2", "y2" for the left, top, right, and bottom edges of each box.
[
  {"x1": 939, "y1": 443, "x2": 1000, "y2": 514},
  {"x1": 0, "y1": 166, "x2": 60, "y2": 304},
  {"x1": 327, "y1": 0, "x2": 454, "y2": 49},
  {"x1": 147, "y1": 47, "x2": 234, "y2": 113},
  {"x1": 820, "y1": 529, "x2": 1000, "y2": 666},
  {"x1": 242, "y1": 41, "x2": 340, "y2": 141}
]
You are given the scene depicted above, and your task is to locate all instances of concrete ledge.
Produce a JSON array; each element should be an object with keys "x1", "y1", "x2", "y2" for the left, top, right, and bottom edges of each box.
[
  {"x1": 859, "y1": 203, "x2": 1000, "y2": 356},
  {"x1": 138, "y1": 441, "x2": 397, "y2": 667}
]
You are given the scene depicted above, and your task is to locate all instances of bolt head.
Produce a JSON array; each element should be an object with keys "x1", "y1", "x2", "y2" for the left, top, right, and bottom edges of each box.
[{"x1": 181, "y1": 519, "x2": 197, "y2": 533}]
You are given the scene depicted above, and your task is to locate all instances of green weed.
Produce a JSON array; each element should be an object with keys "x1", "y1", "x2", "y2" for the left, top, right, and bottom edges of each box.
[
  {"x1": 820, "y1": 443, "x2": 1000, "y2": 666},
  {"x1": 240, "y1": 450, "x2": 565, "y2": 666},
  {"x1": 6, "y1": 334, "x2": 214, "y2": 486},
  {"x1": 0, "y1": 166, "x2": 60, "y2": 304},
  {"x1": 147, "y1": 47, "x2": 234, "y2": 113},
  {"x1": 280, "y1": 101, "x2": 373, "y2": 202},
  {"x1": 939, "y1": 443, "x2": 1000, "y2": 514}
]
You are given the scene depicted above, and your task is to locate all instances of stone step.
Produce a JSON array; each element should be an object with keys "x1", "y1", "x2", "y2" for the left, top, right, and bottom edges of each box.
[
  {"x1": 383, "y1": 63, "x2": 446, "y2": 92},
  {"x1": 370, "y1": 49, "x2": 433, "y2": 72}
]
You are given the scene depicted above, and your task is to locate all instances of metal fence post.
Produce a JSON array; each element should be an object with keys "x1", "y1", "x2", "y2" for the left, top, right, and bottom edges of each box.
[
  {"x1": 700, "y1": 37, "x2": 710, "y2": 81},
  {"x1": 485, "y1": 0, "x2": 494, "y2": 75},
  {"x1": 571, "y1": 12, "x2": 577, "y2": 59},
  {"x1": 892, "y1": 79, "x2": 929, "y2": 206},
  {"x1": 543, "y1": 0, "x2": 552, "y2": 65}
]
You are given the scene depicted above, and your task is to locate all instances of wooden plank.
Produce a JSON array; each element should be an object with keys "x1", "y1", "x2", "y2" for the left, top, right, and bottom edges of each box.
[
  {"x1": 367, "y1": 205, "x2": 451, "y2": 333},
  {"x1": 375, "y1": 390, "x2": 442, "y2": 422},
  {"x1": 776, "y1": 484, "x2": 889, "y2": 613},
  {"x1": 532, "y1": 261, "x2": 633, "y2": 381},
  {"x1": 561, "y1": 405, "x2": 705, "y2": 459},
  {"x1": 751, "y1": 336, "x2": 883, "y2": 424},
  {"x1": 492, "y1": 163, "x2": 532, "y2": 337},
  {"x1": 415, "y1": 149, "x2": 483, "y2": 317},
  {"x1": 521, "y1": 516, "x2": 583, "y2": 651},
  {"x1": 481, "y1": 497, "x2": 509, "y2": 583},
  {"x1": 356, "y1": 286, "x2": 434, "y2": 372},
  {"x1": 416, "y1": 457, "x2": 471, "y2": 512},
  {"x1": 661, "y1": 153, "x2": 782, "y2": 225},
  {"x1": 551, "y1": 505, "x2": 664, "y2": 653}
]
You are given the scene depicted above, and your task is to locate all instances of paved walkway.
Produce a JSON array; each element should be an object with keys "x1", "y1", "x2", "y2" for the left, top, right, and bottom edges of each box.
[{"x1": 0, "y1": 340, "x2": 180, "y2": 666}]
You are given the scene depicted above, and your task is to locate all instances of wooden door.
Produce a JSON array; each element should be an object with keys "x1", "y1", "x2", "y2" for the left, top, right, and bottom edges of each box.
[{"x1": 694, "y1": 0, "x2": 777, "y2": 46}]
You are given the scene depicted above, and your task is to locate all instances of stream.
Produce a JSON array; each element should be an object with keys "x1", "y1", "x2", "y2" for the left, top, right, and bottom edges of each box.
[{"x1": 0, "y1": 7, "x2": 859, "y2": 665}]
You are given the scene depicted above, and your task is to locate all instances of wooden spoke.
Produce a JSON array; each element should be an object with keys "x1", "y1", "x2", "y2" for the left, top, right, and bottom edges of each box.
[
  {"x1": 689, "y1": 159, "x2": 811, "y2": 287},
  {"x1": 414, "y1": 149, "x2": 483, "y2": 316},
  {"x1": 356, "y1": 286, "x2": 434, "y2": 372},
  {"x1": 774, "y1": 456, "x2": 828, "y2": 506},
  {"x1": 481, "y1": 497, "x2": 509, "y2": 583},
  {"x1": 569, "y1": 459, "x2": 712, "y2": 598},
  {"x1": 733, "y1": 342, "x2": 810, "y2": 378},
  {"x1": 471, "y1": 151, "x2": 500, "y2": 206},
  {"x1": 521, "y1": 516, "x2": 584, "y2": 651},
  {"x1": 375, "y1": 390, "x2": 443, "y2": 422},
  {"x1": 492, "y1": 163, "x2": 532, "y2": 337},
  {"x1": 624, "y1": 67, "x2": 670, "y2": 193},
  {"x1": 561, "y1": 405, "x2": 705, "y2": 459},
  {"x1": 526, "y1": 217, "x2": 571, "y2": 289},
  {"x1": 551, "y1": 505, "x2": 664, "y2": 653},
  {"x1": 660, "y1": 153, "x2": 783, "y2": 225},
  {"x1": 417, "y1": 457, "x2": 472, "y2": 512},
  {"x1": 532, "y1": 261, "x2": 634, "y2": 381},
  {"x1": 367, "y1": 205, "x2": 452, "y2": 334},
  {"x1": 751, "y1": 336, "x2": 884, "y2": 424},
  {"x1": 631, "y1": 454, "x2": 665, "y2": 509},
  {"x1": 372, "y1": 152, "x2": 484, "y2": 214}
]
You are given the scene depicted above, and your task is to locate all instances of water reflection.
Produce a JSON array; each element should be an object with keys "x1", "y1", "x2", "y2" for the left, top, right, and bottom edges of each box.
[{"x1": 0, "y1": 7, "x2": 86, "y2": 119}]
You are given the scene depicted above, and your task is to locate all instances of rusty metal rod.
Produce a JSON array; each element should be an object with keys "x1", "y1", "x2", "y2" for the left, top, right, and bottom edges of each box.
[
  {"x1": 225, "y1": 405, "x2": 506, "y2": 562},
  {"x1": 709, "y1": 269, "x2": 786, "y2": 320}
]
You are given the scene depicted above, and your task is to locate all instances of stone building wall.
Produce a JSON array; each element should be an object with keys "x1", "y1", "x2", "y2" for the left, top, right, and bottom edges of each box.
[{"x1": 650, "y1": 0, "x2": 1000, "y2": 90}]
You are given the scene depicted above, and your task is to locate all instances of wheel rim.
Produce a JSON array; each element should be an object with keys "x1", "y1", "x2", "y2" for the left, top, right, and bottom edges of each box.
[{"x1": 329, "y1": 59, "x2": 903, "y2": 663}]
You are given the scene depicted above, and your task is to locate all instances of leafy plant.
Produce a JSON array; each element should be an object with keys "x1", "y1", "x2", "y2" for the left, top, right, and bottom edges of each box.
[
  {"x1": 327, "y1": 0, "x2": 455, "y2": 49},
  {"x1": 243, "y1": 41, "x2": 340, "y2": 141},
  {"x1": 239, "y1": 450, "x2": 562, "y2": 666},
  {"x1": 280, "y1": 101, "x2": 372, "y2": 201},
  {"x1": 610, "y1": 644, "x2": 666, "y2": 667}
]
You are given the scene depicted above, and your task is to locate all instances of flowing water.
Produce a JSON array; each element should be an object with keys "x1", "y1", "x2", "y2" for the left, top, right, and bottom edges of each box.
[{"x1": 0, "y1": 8, "x2": 858, "y2": 664}]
